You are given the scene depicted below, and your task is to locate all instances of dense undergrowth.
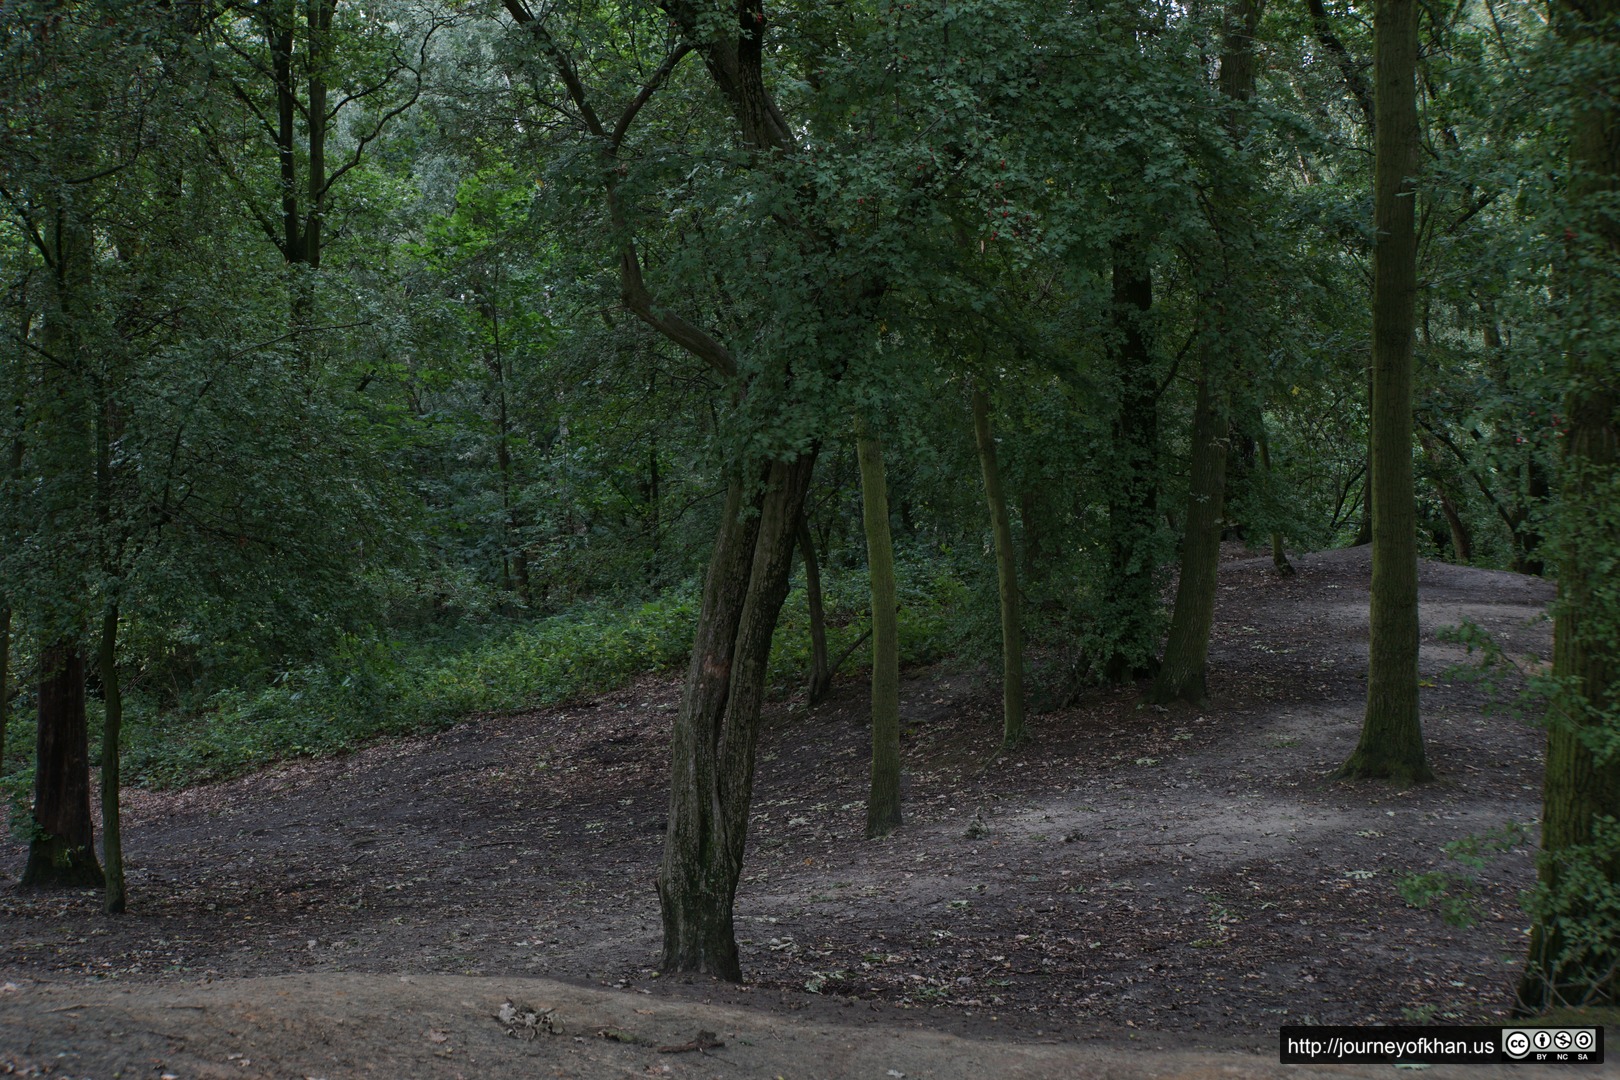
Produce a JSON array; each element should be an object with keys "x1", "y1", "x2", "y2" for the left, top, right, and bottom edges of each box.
[{"x1": 2, "y1": 559, "x2": 970, "y2": 814}]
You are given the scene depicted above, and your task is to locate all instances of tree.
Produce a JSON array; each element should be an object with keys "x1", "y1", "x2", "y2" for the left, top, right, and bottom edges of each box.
[
  {"x1": 970, "y1": 379, "x2": 1026, "y2": 748},
  {"x1": 1152, "y1": 0, "x2": 1267, "y2": 706},
  {"x1": 494, "y1": 0, "x2": 852, "y2": 979},
  {"x1": 856, "y1": 420, "x2": 901, "y2": 836},
  {"x1": 1517, "y1": 0, "x2": 1620, "y2": 1011},
  {"x1": 1334, "y1": 0, "x2": 1432, "y2": 785}
]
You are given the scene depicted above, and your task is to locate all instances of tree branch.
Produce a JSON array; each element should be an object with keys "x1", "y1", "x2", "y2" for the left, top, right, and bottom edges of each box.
[{"x1": 1306, "y1": 0, "x2": 1376, "y2": 133}]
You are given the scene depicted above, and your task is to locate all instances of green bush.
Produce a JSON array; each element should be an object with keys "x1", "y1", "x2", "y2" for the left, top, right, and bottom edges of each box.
[{"x1": 121, "y1": 591, "x2": 698, "y2": 789}]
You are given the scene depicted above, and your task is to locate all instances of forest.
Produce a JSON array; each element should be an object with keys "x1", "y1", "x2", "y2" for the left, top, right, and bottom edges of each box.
[{"x1": 0, "y1": 0, "x2": 1617, "y2": 1070}]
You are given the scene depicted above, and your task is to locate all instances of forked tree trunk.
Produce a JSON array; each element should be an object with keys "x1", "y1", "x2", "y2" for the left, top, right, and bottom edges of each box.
[
  {"x1": 658, "y1": 453, "x2": 816, "y2": 978},
  {"x1": 970, "y1": 385, "x2": 1025, "y2": 748},
  {"x1": 1335, "y1": 0, "x2": 1431, "y2": 784},
  {"x1": 1518, "y1": 0, "x2": 1620, "y2": 1011},
  {"x1": 21, "y1": 643, "x2": 103, "y2": 889},
  {"x1": 856, "y1": 423, "x2": 901, "y2": 837},
  {"x1": 798, "y1": 517, "x2": 832, "y2": 705}
]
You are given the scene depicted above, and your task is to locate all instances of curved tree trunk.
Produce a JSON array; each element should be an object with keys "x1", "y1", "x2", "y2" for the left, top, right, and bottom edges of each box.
[
  {"x1": 970, "y1": 384, "x2": 1025, "y2": 748},
  {"x1": 657, "y1": 453, "x2": 816, "y2": 978},
  {"x1": 1518, "y1": 0, "x2": 1620, "y2": 1011},
  {"x1": 856, "y1": 423, "x2": 901, "y2": 837},
  {"x1": 1335, "y1": 0, "x2": 1431, "y2": 785}
]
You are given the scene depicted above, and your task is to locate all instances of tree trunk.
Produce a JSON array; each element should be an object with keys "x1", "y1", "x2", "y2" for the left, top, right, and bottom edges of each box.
[
  {"x1": 1151, "y1": 0, "x2": 1264, "y2": 707},
  {"x1": 1153, "y1": 376, "x2": 1228, "y2": 705},
  {"x1": 856, "y1": 422, "x2": 901, "y2": 837},
  {"x1": 22, "y1": 643, "x2": 104, "y2": 889},
  {"x1": 1101, "y1": 241, "x2": 1162, "y2": 683},
  {"x1": 1435, "y1": 483, "x2": 1473, "y2": 563},
  {"x1": 1514, "y1": 458, "x2": 1551, "y2": 577},
  {"x1": 798, "y1": 516, "x2": 832, "y2": 705},
  {"x1": 1335, "y1": 0, "x2": 1431, "y2": 785},
  {"x1": 0, "y1": 604, "x2": 10, "y2": 777},
  {"x1": 658, "y1": 453, "x2": 816, "y2": 979},
  {"x1": 94, "y1": 380, "x2": 126, "y2": 913},
  {"x1": 1255, "y1": 419, "x2": 1295, "y2": 575},
  {"x1": 970, "y1": 385, "x2": 1025, "y2": 748},
  {"x1": 1517, "y1": 0, "x2": 1620, "y2": 1011},
  {"x1": 0, "y1": 385, "x2": 19, "y2": 777},
  {"x1": 98, "y1": 605, "x2": 125, "y2": 913}
]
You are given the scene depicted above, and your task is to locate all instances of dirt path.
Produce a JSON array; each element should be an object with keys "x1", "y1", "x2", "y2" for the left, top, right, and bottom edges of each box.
[
  {"x1": 0, "y1": 546, "x2": 1571, "y2": 1076},
  {"x1": 0, "y1": 974, "x2": 1556, "y2": 1079}
]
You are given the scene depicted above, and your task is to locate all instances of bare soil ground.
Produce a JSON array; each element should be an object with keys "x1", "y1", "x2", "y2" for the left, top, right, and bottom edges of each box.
[{"x1": 0, "y1": 546, "x2": 1580, "y2": 1078}]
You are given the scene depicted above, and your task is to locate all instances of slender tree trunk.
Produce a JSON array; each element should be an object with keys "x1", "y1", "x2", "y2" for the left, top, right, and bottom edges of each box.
[
  {"x1": 1153, "y1": 377, "x2": 1229, "y2": 705},
  {"x1": 22, "y1": 643, "x2": 103, "y2": 888},
  {"x1": 98, "y1": 604, "x2": 125, "y2": 913},
  {"x1": 658, "y1": 453, "x2": 816, "y2": 978},
  {"x1": 798, "y1": 516, "x2": 832, "y2": 705},
  {"x1": 1516, "y1": 459, "x2": 1551, "y2": 577},
  {"x1": 1518, "y1": 0, "x2": 1620, "y2": 1011},
  {"x1": 305, "y1": 0, "x2": 332, "y2": 271},
  {"x1": 1256, "y1": 420, "x2": 1295, "y2": 575},
  {"x1": 1102, "y1": 241, "x2": 1162, "y2": 682},
  {"x1": 1335, "y1": 0, "x2": 1431, "y2": 784},
  {"x1": 971, "y1": 385, "x2": 1025, "y2": 748},
  {"x1": 856, "y1": 422, "x2": 901, "y2": 837},
  {"x1": 1152, "y1": 0, "x2": 1264, "y2": 706},
  {"x1": 0, "y1": 604, "x2": 10, "y2": 777},
  {"x1": 0, "y1": 379, "x2": 19, "y2": 776},
  {"x1": 94, "y1": 380, "x2": 125, "y2": 913},
  {"x1": 1482, "y1": 319, "x2": 1552, "y2": 576}
]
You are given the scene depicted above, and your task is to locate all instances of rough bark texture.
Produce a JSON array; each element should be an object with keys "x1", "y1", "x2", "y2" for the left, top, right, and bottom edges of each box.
[
  {"x1": 971, "y1": 386, "x2": 1025, "y2": 748},
  {"x1": 798, "y1": 517, "x2": 831, "y2": 706},
  {"x1": 1152, "y1": 0, "x2": 1264, "y2": 706},
  {"x1": 1518, "y1": 0, "x2": 1620, "y2": 1011},
  {"x1": 856, "y1": 426, "x2": 901, "y2": 838},
  {"x1": 22, "y1": 643, "x2": 104, "y2": 889},
  {"x1": 657, "y1": 455, "x2": 816, "y2": 979},
  {"x1": 1336, "y1": 0, "x2": 1431, "y2": 785}
]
